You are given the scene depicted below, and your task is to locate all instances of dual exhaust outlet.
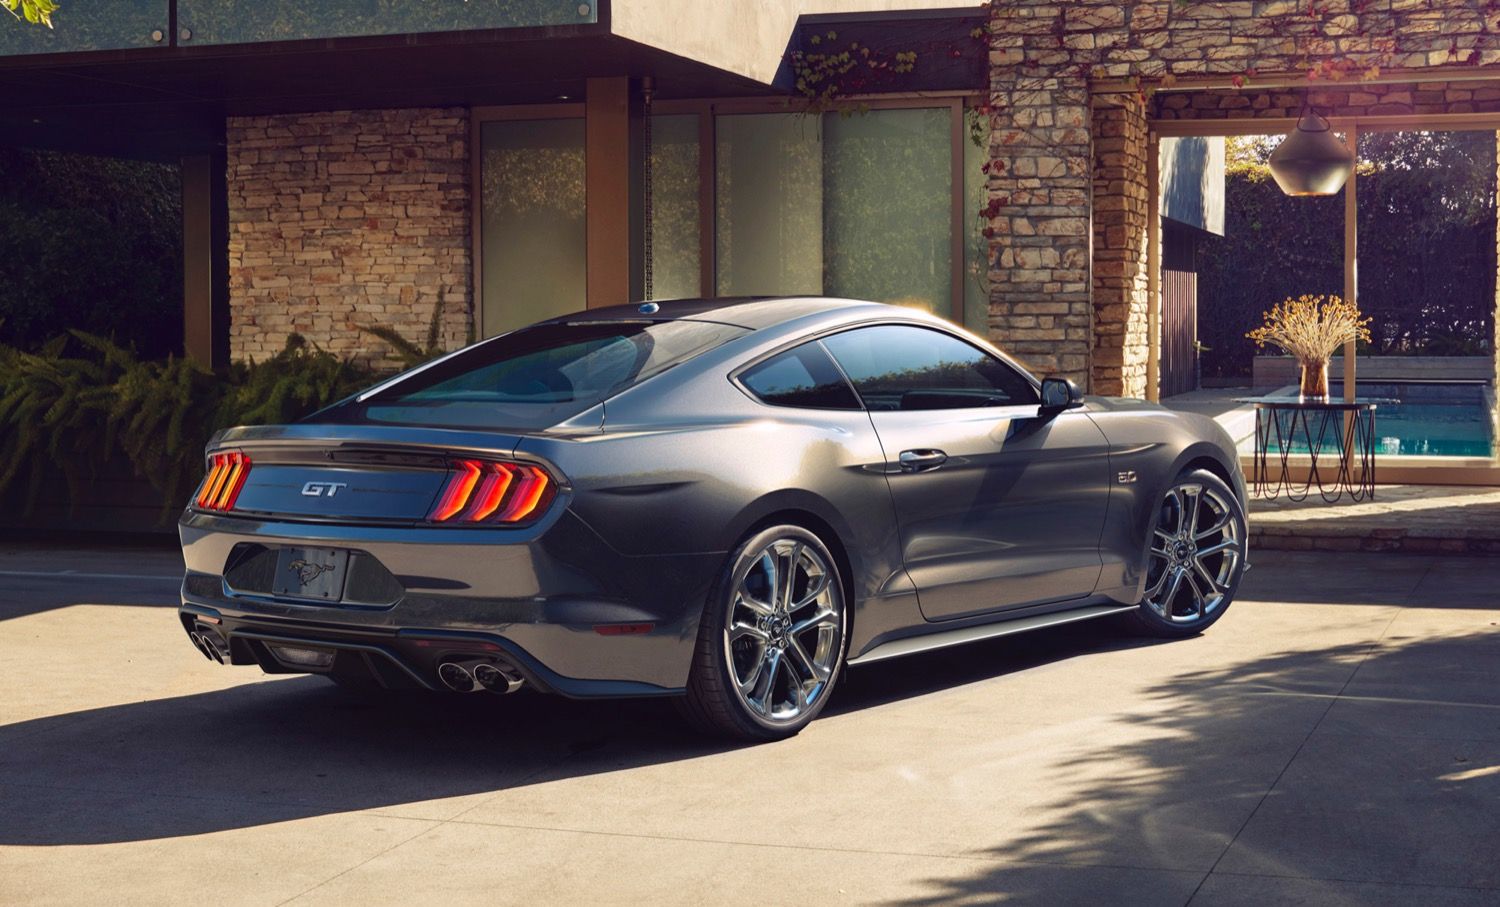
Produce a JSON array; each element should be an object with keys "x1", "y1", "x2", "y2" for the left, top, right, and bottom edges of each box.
[
  {"x1": 438, "y1": 659, "x2": 525, "y2": 695},
  {"x1": 188, "y1": 630, "x2": 227, "y2": 664}
]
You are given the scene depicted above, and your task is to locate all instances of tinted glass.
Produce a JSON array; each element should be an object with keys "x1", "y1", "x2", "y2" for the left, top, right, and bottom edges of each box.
[
  {"x1": 740, "y1": 343, "x2": 861, "y2": 410},
  {"x1": 325, "y1": 320, "x2": 747, "y2": 429},
  {"x1": 822, "y1": 325, "x2": 1038, "y2": 411}
]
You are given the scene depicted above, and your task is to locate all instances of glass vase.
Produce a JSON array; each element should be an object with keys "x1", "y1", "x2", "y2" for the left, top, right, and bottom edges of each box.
[{"x1": 1299, "y1": 360, "x2": 1329, "y2": 399}]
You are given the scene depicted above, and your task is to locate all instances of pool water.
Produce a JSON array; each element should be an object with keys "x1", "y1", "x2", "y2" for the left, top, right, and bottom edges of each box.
[{"x1": 1271, "y1": 382, "x2": 1495, "y2": 458}]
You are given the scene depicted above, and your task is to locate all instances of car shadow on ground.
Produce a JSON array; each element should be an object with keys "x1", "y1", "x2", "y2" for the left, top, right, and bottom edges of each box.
[{"x1": 0, "y1": 619, "x2": 1160, "y2": 847}]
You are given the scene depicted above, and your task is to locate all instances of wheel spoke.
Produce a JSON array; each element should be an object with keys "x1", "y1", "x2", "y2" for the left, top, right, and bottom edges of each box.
[
  {"x1": 729, "y1": 622, "x2": 769, "y2": 646},
  {"x1": 1191, "y1": 556, "x2": 1221, "y2": 596},
  {"x1": 1160, "y1": 566, "x2": 1185, "y2": 612},
  {"x1": 787, "y1": 637, "x2": 831, "y2": 683},
  {"x1": 1196, "y1": 539, "x2": 1238, "y2": 559},
  {"x1": 1181, "y1": 570, "x2": 1208, "y2": 618},
  {"x1": 735, "y1": 590, "x2": 773, "y2": 617},
  {"x1": 789, "y1": 571, "x2": 829, "y2": 612},
  {"x1": 1182, "y1": 486, "x2": 1203, "y2": 535},
  {"x1": 1195, "y1": 512, "x2": 1232, "y2": 540},
  {"x1": 736, "y1": 649, "x2": 765, "y2": 696},
  {"x1": 749, "y1": 647, "x2": 783, "y2": 712},
  {"x1": 1169, "y1": 488, "x2": 1188, "y2": 534},
  {"x1": 791, "y1": 606, "x2": 838, "y2": 636},
  {"x1": 1154, "y1": 528, "x2": 1176, "y2": 545},
  {"x1": 776, "y1": 543, "x2": 801, "y2": 612}
]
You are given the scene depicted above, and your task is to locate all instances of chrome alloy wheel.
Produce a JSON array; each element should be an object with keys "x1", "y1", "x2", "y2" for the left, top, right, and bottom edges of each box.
[
  {"x1": 1144, "y1": 481, "x2": 1244, "y2": 624},
  {"x1": 724, "y1": 538, "x2": 845, "y2": 723}
]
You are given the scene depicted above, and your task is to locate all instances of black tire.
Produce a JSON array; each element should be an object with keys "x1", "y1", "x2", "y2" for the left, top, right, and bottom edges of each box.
[
  {"x1": 677, "y1": 524, "x2": 850, "y2": 741},
  {"x1": 1126, "y1": 468, "x2": 1248, "y2": 639}
]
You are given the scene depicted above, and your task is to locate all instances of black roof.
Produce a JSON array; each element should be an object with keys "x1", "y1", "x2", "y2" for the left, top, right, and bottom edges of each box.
[{"x1": 552, "y1": 296, "x2": 875, "y2": 330}]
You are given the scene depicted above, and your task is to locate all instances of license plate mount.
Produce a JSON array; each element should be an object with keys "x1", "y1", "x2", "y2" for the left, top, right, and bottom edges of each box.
[{"x1": 272, "y1": 547, "x2": 350, "y2": 602}]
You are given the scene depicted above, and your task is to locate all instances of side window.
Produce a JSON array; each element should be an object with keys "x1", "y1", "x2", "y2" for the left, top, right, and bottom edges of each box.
[
  {"x1": 821, "y1": 325, "x2": 1038, "y2": 412},
  {"x1": 739, "y1": 343, "x2": 862, "y2": 410}
]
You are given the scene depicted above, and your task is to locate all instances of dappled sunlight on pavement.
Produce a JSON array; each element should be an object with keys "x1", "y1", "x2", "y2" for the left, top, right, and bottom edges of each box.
[{"x1": 1, "y1": 549, "x2": 1497, "y2": 905}]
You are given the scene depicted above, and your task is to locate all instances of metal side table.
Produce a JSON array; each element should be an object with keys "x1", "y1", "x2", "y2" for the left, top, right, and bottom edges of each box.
[{"x1": 1243, "y1": 397, "x2": 1378, "y2": 502}]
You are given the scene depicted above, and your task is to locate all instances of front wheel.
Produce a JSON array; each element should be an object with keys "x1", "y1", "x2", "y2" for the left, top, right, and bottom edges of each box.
[
  {"x1": 1127, "y1": 468, "x2": 1247, "y2": 638},
  {"x1": 678, "y1": 525, "x2": 849, "y2": 741}
]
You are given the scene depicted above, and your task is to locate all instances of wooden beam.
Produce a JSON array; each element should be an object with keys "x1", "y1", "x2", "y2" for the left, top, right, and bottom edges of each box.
[
  {"x1": 1146, "y1": 131, "x2": 1162, "y2": 403},
  {"x1": 949, "y1": 97, "x2": 965, "y2": 325},
  {"x1": 181, "y1": 151, "x2": 228, "y2": 368},
  {"x1": 1153, "y1": 110, "x2": 1500, "y2": 138},
  {"x1": 585, "y1": 77, "x2": 637, "y2": 308},
  {"x1": 1344, "y1": 123, "x2": 1359, "y2": 405},
  {"x1": 697, "y1": 103, "x2": 716, "y2": 297}
]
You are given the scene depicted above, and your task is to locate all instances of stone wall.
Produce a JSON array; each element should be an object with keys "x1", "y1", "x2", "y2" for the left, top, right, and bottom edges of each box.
[
  {"x1": 985, "y1": 0, "x2": 1500, "y2": 394},
  {"x1": 1156, "y1": 79, "x2": 1500, "y2": 120},
  {"x1": 985, "y1": 6, "x2": 1092, "y2": 384},
  {"x1": 1090, "y1": 92, "x2": 1150, "y2": 397},
  {"x1": 226, "y1": 108, "x2": 471, "y2": 364}
]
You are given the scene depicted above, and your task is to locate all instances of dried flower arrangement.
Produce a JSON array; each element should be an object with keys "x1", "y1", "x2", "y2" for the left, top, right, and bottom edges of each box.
[{"x1": 1246, "y1": 294, "x2": 1372, "y2": 398}]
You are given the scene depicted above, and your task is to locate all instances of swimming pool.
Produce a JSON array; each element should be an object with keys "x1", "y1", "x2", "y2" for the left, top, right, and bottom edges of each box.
[{"x1": 1272, "y1": 382, "x2": 1496, "y2": 458}]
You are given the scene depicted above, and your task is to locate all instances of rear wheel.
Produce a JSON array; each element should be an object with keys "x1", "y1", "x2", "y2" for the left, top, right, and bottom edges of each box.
[
  {"x1": 1127, "y1": 469, "x2": 1247, "y2": 638},
  {"x1": 678, "y1": 525, "x2": 849, "y2": 741}
]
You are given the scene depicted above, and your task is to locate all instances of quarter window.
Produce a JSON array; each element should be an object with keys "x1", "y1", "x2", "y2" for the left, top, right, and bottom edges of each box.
[
  {"x1": 739, "y1": 343, "x2": 862, "y2": 410},
  {"x1": 821, "y1": 325, "x2": 1038, "y2": 411}
]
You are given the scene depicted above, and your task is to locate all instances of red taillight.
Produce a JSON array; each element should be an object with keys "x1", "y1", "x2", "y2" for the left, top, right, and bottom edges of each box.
[
  {"x1": 195, "y1": 451, "x2": 251, "y2": 512},
  {"x1": 428, "y1": 459, "x2": 556, "y2": 525}
]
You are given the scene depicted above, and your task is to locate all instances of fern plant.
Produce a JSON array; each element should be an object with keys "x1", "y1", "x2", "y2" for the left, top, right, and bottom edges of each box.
[{"x1": 0, "y1": 322, "x2": 443, "y2": 522}]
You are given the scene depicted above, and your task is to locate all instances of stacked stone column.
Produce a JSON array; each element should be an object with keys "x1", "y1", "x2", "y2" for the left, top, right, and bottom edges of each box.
[
  {"x1": 1090, "y1": 91, "x2": 1151, "y2": 398},
  {"x1": 986, "y1": 4, "x2": 1093, "y2": 384}
]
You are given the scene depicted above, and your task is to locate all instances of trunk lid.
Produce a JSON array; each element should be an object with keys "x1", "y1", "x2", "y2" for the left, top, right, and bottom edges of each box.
[{"x1": 204, "y1": 423, "x2": 530, "y2": 522}]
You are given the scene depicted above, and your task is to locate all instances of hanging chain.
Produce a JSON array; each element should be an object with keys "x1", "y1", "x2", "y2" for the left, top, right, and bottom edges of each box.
[{"x1": 642, "y1": 78, "x2": 655, "y2": 301}]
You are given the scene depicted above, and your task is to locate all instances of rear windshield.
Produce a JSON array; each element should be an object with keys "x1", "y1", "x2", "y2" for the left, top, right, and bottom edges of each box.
[{"x1": 320, "y1": 319, "x2": 748, "y2": 430}]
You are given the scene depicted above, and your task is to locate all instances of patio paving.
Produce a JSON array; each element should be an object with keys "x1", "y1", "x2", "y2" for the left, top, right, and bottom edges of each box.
[
  {"x1": 1250, "y1": 485, "x2": 1500, "y2": 555},
  {"x1": 2, "y1": 546, "x2": 1498, "y2": 904}
]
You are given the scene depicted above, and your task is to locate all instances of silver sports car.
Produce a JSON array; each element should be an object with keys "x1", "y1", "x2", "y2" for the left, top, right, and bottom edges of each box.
[{"x1": 179, "y1": 297, "x2": 1248, "y2": 740}]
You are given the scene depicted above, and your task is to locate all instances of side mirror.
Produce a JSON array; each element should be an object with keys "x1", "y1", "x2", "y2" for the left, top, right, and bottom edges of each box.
[{"x1": 1040, "y1": 377, "x2": 1083, "y2": 412}]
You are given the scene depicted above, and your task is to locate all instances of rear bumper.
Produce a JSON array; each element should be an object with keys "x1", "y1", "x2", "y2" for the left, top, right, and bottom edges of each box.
[{"x1": 178, "y1": 509, "x2": 725, "y2": 695}]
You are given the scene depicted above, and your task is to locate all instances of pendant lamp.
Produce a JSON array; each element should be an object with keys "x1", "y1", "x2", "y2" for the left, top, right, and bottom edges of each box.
[{"x1": 1268, "y1": 106, "x2": 1354, "y2": 197}]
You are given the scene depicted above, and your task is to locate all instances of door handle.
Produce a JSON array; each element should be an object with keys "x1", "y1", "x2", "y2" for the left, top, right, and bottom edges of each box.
[{"x1": 898, "y1": 449, "x2": 948, "y2": 472}]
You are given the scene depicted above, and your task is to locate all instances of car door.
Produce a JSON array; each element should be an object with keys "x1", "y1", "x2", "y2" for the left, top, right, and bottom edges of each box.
[{"x1": 821, "y1": 324, "x2": 1111, "y2": 621}]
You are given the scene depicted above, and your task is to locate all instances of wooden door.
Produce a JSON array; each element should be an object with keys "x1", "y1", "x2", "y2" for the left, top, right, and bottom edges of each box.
[{"x1": 1160, "y1": 224, "x2": 1198, "y2": 398}]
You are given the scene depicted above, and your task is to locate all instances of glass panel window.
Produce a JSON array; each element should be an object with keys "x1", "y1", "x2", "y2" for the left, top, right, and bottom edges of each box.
[
  {"x1": 824, "y1": 107, "x2": 953, "y2": 315},
  {"x1": 823, "y1": 325, "x2": 1038, "y2": 411},
  {"x1": 713, "y1": 108, "x2": 958, "y2": 317},
  {"x1": 714, "y1": 113, "x2": 824, "y2": 296},
  {"x1": 647, "y1": 114, "x2": 702, "y2": 300},
  {"x1": 739, "y1": 343, "x2": 862, "y2": 410},
  {"x1": 480, "y1": 118, "x2": 586, "y2": 337},
  {"x1": 0, "y1": 0, "x2": 167, "y2": 56}
]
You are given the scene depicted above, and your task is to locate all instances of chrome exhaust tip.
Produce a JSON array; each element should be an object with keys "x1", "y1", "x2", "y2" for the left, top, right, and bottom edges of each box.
[
  {"x1": 198, "y1": 631, "x2": 227, "y2": 664},
  {"x1": 187, "y1": 632, "x2": 213, "y2": 661},
  {"x1": 437, "y1": 661, "x2": 477, "y2": 692},
  {"x1": 473, "y1": 662, "x2": 525, "y2": 695},
  {"x1": 189, "y1": 631, "x2": 225, "y2": 664}
]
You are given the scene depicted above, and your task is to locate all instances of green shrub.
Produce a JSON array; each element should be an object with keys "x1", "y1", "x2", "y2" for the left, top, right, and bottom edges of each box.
[{"x1": 0, "y1": 331, "x2": 384, "y2": 520}]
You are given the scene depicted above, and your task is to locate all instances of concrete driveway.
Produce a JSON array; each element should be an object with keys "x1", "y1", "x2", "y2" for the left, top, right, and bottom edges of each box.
[{"x1": 1, "y1": 543, "x2": 1498, "y2": 906}]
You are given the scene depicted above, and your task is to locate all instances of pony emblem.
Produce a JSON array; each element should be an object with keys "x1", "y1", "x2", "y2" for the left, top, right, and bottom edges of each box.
[{"x1": 287, "y1": 559, "x2": 335, "y2": 585}]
